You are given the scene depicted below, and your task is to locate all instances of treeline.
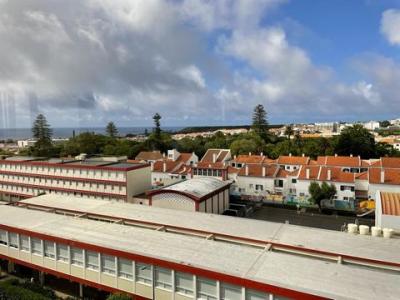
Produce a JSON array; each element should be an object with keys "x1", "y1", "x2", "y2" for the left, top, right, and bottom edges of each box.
[{"x1": 22, "y1": 107, "x2": 400, "y2": 160}]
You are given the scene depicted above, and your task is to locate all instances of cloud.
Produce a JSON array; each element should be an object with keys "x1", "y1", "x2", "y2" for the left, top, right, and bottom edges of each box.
[
  {"x1": 0, "y1": 0, "x2": 399, "y2": 128},
  {"x1": 381, "y1": 9, "x2": 400, "y2": 46}
]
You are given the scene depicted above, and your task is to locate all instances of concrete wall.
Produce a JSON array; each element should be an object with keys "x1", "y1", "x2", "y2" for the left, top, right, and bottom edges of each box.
[{"x1": 127, "y1": 166, "x2": 151, "y2": 199}]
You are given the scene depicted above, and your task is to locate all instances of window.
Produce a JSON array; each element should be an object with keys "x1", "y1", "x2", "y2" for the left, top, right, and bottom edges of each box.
[
  {"x1": 86, "y1": 251, "x2": 99, "y2": 271},
  {"x1": 197, "y1": 277, "x2": 217, "y2": 300},
  {"x1": 136, "y1": 263, "x2": 152, "y2": 285},
  {"x1": 221, "y1": 283, "x2": 242, "y2": 300},
  {"x1": 246, "y1": 290, "x2": 268, "y2": 300},
  {"x1": 20, "y1": 235, "x2": 30, "y2": 252},
  {"x1": 71, "y1": 247, "x2": 83, "y2": 266},
  {"x1": 118, "y1": 258, "x2": 133, "y2": 280},
  {"x1": 9, "y1": 233, "x2": 18, "y2": 249},
  {"x1": 175, "y1": 272, "x2": 193, "y2": 296},
  {"x1": 249, "y1": 184, "x2": 254, "y2": 189},
  {"x1": 155, "y1": 267, "x2": 172, "y2": 290},
  {"x1": 0, "y1": 230, "x2": 7, "y2": 246},
  {"x1": 101, "y1": 254, "x2": 116, "y2": 275},
  {"x1": 291, "y1": 179, "x2": 297, "y2": 184},
  {"x1": 57, "y1": 244, "x2": 69, "y2": 262},
  {"x1": 255, "y1": 184, "x2": 263, "y2": 191},
  {"x1": 31, "y1": 238, "x2": 42, "y2": 255},
  {"x1": 44, "y1": 241, "x2": 55, "y2": 259},
  {"x1": 274, "y1": 179, "x2": 283, "y2": 188}
]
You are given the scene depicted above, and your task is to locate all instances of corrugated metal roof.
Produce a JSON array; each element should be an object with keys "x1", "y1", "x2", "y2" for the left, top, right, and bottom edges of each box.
[
  {"x1": 157, "y1": 177, "x2": 230, "y2": 198},
  {"x1": 380, "y1": 192, "x2": 400, "y2": 216}
]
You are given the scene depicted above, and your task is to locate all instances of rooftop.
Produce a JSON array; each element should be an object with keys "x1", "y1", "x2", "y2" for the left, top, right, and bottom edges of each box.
[
  {"x1": 4, "y1": 197, "x2": 400, "y2": 300},
  {"x1": 148, "y1": 177, "x2": 230, "y2": 200},
  {"x1": 380, "y1": 192, "x2": 400, "y2": 216}
]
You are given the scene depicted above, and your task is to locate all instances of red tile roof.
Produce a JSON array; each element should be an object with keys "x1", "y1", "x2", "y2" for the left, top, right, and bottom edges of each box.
[
  {"x1": 234, "y1": 155, "x2": 265, "y2": 164},
  {"x1": 380, "y1": 192, "x2": 400, "y2": 216},
  {"x1": 135, "y1": 151, "x2": 163, "y2": 161},
  {"x1": 152, "y1": 160, "x2": 182, "y2": 173},
  {"x1": 237, "y1": 164, "x2": 278, "y2": 178},
  {"x1": 298, "y1": 166, "x2": 355, "y2": 183},
  {"x1": 369, "y1": 168, "x2": 400, "y2": 185},
  {"x1": 316, "y1": 156, "x2": 361, "y2": 167},
  {"x1": 379, "y1": 157, "x2": 400, "y2": 169},
  {"x1": 196, "y1": 161, "x2": 227, "y2": 169},
  {"x1": 277, "y1": 155, "x2": 310, "y2": 165}
]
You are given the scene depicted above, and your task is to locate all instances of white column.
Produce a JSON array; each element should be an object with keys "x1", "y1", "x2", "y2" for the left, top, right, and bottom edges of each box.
[
  {"x1": 216, "y1": 280, "x2": 221, "y2": 300},
  {"x1": 193, "y1": 275, "x2": 197, "y2": 299},
  {"x1": 171, "y1": 269, "x2": 176, "y2": 300},
  {"x1": 241, "y1": 287, "x2": 246, "y2": 300}
]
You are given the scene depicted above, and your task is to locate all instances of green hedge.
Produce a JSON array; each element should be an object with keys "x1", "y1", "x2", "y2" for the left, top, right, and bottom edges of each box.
[{"x1": 0, "y1": 279, "x2": 54, "y2": 300}]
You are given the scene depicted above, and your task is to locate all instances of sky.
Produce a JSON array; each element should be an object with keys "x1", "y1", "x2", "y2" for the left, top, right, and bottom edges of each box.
[{"x1": 0, "y1": 0, "x2": 400, "y2": 128}]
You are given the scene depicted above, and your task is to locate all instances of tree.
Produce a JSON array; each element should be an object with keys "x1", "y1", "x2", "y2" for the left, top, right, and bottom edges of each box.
[
  {"x1": 308, "y1": 181, "x2": 337, "y2": 210},
  {"x1": 106, "y1": 122, "x2": 118, "y2": 138},
  {"x1": 31, "y1": 114, "x2": 54, "y2": 157},
  {"x1": 380, "y1": 120, "x2": 391, "y2": 128},
  {"x1": 252, "y1": 104, "x2": 268, "y2": 139},
  {"x1": 335, "y1": 124, "x2": 376, "y2": 158},
  {"x1": 153, "y1": 113, "x2": 161, "y2": 138},
  {"x1": 284, "y1": 124, "x2": 294, "y2": 152}
]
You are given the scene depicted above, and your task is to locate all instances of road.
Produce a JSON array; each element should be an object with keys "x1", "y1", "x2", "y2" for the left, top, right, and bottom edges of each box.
[{"x1": 249, "y1": 205, "x2": 374, "y2": 231}]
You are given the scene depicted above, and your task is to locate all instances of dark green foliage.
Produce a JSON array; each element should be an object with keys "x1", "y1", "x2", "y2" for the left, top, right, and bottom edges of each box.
[
  {"x1": 308, "y1": 181, "x2": 337, "y2": 209},
  {"x1": 106, "y1": 122, "x2": 118, "y2": 138},
  {"x1": 335, "y1": 125, "x2": 376, "y2": 158},
  {"x1": 252, "y1": 104, "x2": 269, "y2": 140},
  {"x1": 107, "y1": 293, "x2": 132, "y2": 300},
  {"x1": 30, "y1": 114, "x2": 54, "y2": 157},
  {"x1": 0, "y1": 278, "x2": 55, "y2": 300},
  {"x1": 379, "y1": 120, "x2": 390, "y2": 128}
]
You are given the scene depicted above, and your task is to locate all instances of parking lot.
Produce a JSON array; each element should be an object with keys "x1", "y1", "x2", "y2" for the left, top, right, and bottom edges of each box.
[{"x1": 249, "y1": 205, "x2": 374, "y2": 231}]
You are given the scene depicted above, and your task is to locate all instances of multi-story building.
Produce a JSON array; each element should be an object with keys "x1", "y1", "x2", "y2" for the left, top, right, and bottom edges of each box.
[
  {"x1": 1, "y1": 195, "x2": 399, "y2": 299},
  {"x1": 0, "y1": 156, "x2": 151, "y2": 202}
]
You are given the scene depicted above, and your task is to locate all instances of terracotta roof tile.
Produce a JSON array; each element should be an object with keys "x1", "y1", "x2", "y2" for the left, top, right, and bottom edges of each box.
[
  {"x1": 196, "y1": 161, "x2": 227, "y2": 169},
  {"x1": 234, "y1": 155, "x2": 265, "y2": 164},
  {"x1": 369, "y1": 168, "x2": 400, "y2": 185},
  {"x1": 135, "y1": 151, "x2": 163, "y2": 161},
  {"x1": 201, "y1": 149, "x2": 230, "y2": 163},
  {"x1": 238, "y1": 164, "x2": 278, "y2": 177},
  {"x1": 316, "y1": 156, "x2": 361, "y2": 167},
  {"x1": 277, "y1": 155, "x2": 310, "y2": 165}
]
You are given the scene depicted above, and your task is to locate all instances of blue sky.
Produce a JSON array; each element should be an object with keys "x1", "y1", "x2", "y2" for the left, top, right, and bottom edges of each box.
[{"x1": 0, "y1": 0, "x2": 400, "y2": 127}]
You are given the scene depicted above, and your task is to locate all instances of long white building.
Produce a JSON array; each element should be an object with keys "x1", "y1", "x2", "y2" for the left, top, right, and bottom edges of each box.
[
  {"x1": 0, "y1": 156, "x2": 151, "y2": 202},
  {"x1": 0, "y1": 195, "x2": 399, "y2": 299}
]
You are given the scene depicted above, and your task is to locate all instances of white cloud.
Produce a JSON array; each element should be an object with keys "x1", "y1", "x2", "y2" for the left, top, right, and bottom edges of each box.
[{"x1": 381, "y1": 9, "x2": 400, "y2": 46}]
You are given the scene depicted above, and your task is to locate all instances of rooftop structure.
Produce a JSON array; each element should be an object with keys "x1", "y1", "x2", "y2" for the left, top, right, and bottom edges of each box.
[
  {"x1": 1, "y1": 196, "x2": 399, "y2": 299},
  {"x1": 376, "y1": 191, "x2": 400, "y2": 232},
  {"x1": 135, "y1": 151, "x2": 163, "y2": 162}
]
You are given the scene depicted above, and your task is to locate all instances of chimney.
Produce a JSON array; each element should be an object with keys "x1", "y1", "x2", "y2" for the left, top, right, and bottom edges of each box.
[
  {"x1": 260, "y1": 152, "x2": 264, "y2": 157},
  {"x1": 234, "y1": 155, "x2": 237, "y2": 159},
  {"x1": 213, "y1": 153, "x2": 217, "y2": 163},
  {"x1": 335, "y1": 153, "x2": 338, "y2": 157},
  {"x1": 327, "y1": 169, "x2": 332, "y2": 181},
  {"x1": 302, "y1": 153, "x2": 305, "y2": 157},
  {"x1": 262, "y1": 166, "x2": 266, "y2": 177},
  {"x1": 249, "y1": 152, "x2": 252, "y2": 156},
  {"x1": 306, "y1": 168, "x2": 310, "y2": 179},
  {"x1": 380, "y1": 169, "x2": 385, "y2": 183},
  {"x1": 350, "y1": 154, "x2": 353, "y2": 157},
  {"x1": 289, "y1": 153, "x2": 292, "y2": 157},
  {"x1": 245, "y1": 165, "x2": 249, "y2": 176},
  {"x1": 150, "y1": 162, "x2": 154, "y2": 172},
  {"x1": 163, "y1": 162, "x2": 167, "y2": 173}
]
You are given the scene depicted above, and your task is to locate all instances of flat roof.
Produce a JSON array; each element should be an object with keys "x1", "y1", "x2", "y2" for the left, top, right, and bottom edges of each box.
[
  {"x1": 0, "y1": 158, "x2": 148, "y2": 171},
  {"x1": 1, "y1": 204, "x2": 400, "y2": 299},
  {"x1": 20, "y1": 195, "x2": 400, "y2": 266},
  {"x1": 151, "y1": 177, "x2": 230, "y2": 199}
]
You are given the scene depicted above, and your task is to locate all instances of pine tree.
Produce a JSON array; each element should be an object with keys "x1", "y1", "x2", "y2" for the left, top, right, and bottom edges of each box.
[
  {"x1": 252, "y1": 104, "x2": 268, "y2": 139},
  {"x1": 31, "y1": 114, "x2": 53, "y2": 156},
  {"x1": 153, "y1": 113, "x2": 161, "y2": 138},
  {"x1": 106, "y1": 122, "x2": 118, "y2": 138}
]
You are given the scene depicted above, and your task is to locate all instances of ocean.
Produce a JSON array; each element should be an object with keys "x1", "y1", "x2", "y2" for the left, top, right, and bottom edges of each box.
[{"x1": 0, "y1": 127, "x2": 183, "y2": 140}]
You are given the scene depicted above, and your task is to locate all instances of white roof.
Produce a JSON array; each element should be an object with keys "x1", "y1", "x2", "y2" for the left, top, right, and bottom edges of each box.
[
  {"x1": 156, "y1": 177, "x2": 230, "y2": 198},
  {"x1": 21, "y1": 194, "x2": 400, "y2": 265},
  {"x1": 1, "y1": 204, "x2": 400, "y2": 299}
]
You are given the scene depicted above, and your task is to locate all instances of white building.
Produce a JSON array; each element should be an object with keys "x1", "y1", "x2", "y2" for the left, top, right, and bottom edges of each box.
[
  {"x1": 0, "y1": 196, "x2": 399, "y2": 299},
  {"x1": 363, "y1": 121, "x2": 380, "y2": 131},
  {"x1": 0, "y1": 156, "x2": 151, "y2": 202},
  {"x1": 147, "y1": 177, "x2": 231, "y2": 214}
]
